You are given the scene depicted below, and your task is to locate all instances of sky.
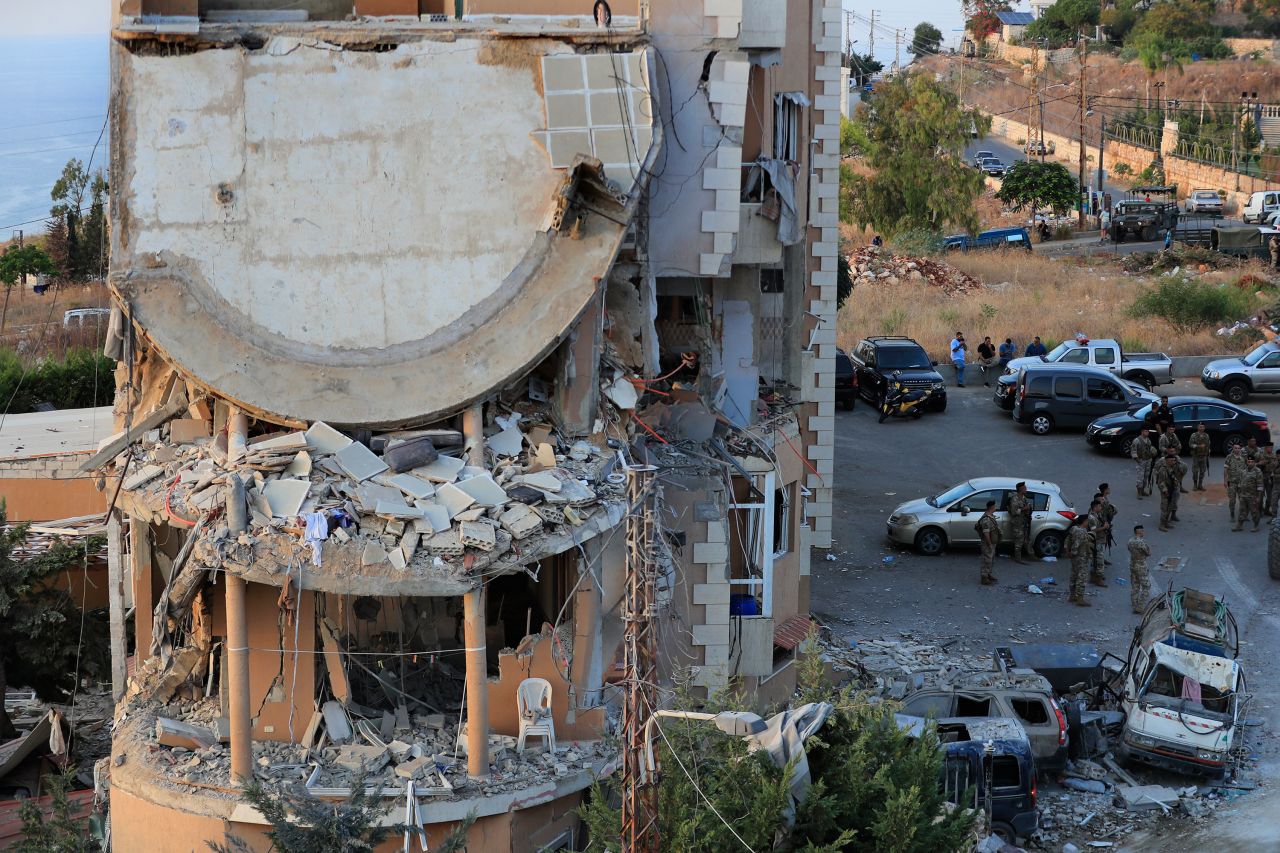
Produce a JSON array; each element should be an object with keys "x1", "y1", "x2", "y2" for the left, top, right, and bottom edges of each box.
[
  {"x1": 843, "y1": 0, "x2": 1029, "y2": 67},
  {"x1": 0, "y1": 0, "x2": 110, "y2": 36}
]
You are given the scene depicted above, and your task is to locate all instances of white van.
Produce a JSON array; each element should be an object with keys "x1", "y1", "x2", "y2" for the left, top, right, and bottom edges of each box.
[
  {"x1": 63, "y1": 308, "x2": 111, "y2": 328},
  {"x1": 1242, "y1": 190, "x2": 1280, "y2": 224}
]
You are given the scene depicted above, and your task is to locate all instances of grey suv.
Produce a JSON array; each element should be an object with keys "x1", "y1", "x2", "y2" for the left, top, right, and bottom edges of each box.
[{"x1": 1202, "y1": 341, "x2": 1280, "y2": 403}]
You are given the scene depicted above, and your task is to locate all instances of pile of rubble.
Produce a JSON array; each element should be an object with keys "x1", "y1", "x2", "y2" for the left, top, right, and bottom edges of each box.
[
  {"x1": 114, "y1": 405, "x2": 626, "y2": 585},
  {"x1": 847, "y1": 246, "x2": 982, "y2": 296},
  {"x1": 139, "y1": 697, "x2": 611, "y2": 802}
]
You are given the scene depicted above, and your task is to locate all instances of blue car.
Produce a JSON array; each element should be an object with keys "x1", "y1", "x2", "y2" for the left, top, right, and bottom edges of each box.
[{"x1": 943, "y1": 227, "x2": 1033, "y2": 253}]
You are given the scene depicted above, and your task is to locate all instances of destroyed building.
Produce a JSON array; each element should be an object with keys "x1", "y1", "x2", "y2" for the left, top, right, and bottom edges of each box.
[{"x1": 100, "y1": 0, "x2": 839, "y2": 848}]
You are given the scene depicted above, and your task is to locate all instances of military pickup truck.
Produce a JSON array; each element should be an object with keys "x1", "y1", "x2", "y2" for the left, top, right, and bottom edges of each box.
[
  {"x1": 1003, "y1": 336, "x2": 1174, "y2": 389},
  {"x1": 1109, "y1": 187, "x2": 1180, "y2": 243}
]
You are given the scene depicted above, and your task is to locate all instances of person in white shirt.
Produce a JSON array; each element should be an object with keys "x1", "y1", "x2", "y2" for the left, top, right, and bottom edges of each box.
[{"x1": 949, "y1": 332, "x2": 967, "y2": 387}]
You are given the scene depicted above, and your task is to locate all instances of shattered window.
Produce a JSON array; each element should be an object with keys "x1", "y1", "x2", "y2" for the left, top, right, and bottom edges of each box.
[
  {"x1": 991, "y1": 756, "x2": 1021, "y2": 790},
  {"x1": 1011, "y1": 698, "x2": 1049, "y2": 725},
  {"x1": 954, "y1": 695, "x2": 992, "y2": 716}
]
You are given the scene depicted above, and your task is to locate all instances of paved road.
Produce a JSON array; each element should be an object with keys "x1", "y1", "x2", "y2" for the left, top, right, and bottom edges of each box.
[
  {"x1": 818, "y1": 376, "x2": 1280, "y2": 841},
  {"x1": 966, "y1": 137, "x2": 1128, "y2": 201}
]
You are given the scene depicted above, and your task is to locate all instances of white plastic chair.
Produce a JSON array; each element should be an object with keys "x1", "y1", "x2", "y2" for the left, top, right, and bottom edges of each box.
[{"x1": 516, "y1": 677, "x2": 556, "y2": 754}]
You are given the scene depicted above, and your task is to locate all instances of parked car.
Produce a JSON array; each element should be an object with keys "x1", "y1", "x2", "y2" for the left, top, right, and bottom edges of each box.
[
  {"x1": 63, "y1": 307, "x2": 111, "y2": 328},
  {"x1": 980, "y1": 158, "x2": 1007, "y2": 178},
  {"x1": 1011, "y1": 365, "x2": 1154, "y2": 435},
  {"x1": 1242, "y1": 189, "x2": 1280, "y2": 224},
  {"x1": 1025, "y1": 140, "x2": 1049, "y2": 156},
  {"x1": 898, "y1": 715, "x2": 1039, "y2": 845},
  {"x1": 834, "y1": 348, "x2": 857, "y2": 410},
  {"x1": 900, "y1": 716, "x2": 1039, "y2": 843},
  {"x1": 1202, "y1": 340, "x2": 1280, "y2": 403},
  {"x1": 1086, "y1": 396, "x2": 1271, "y2": 456},
  {"x1": 972, "y1": 150, "x2": 995, "y2": 168},
  {"x1": 886, "y1": 476, "x2": 1075, "y2": 558},
  {"x1": 849, "y1": 336, "x2": 947, "y2": 412},
  {"x1": 994, "y1": 366, "x2": 1156, "y2": 412},
  {"x1": 1002, "y1": 336, "x2": 1173, "y2": 389},
  {"x1": 942, "y1": 227, "x2": 1032, "y2": 253},
  {"x1": 898, "y1": 668, "x2": 1069, "y2": 772},
  {"x1": 1184, "y1": 188, "x2": 1224, "y2": 215}
]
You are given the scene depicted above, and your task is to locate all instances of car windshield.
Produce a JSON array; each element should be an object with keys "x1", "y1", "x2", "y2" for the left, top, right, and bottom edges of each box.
[
  {"x1": 1194, "y1": 191, "x2": 1217, "y2": 200},
  {"x1": 928, "y1": 482, "x2": 973, "y2": 508},
  {"x1": 1044, "y1": 342, "x2": 1072, "y2": 361},
  {"x1": 879, "y1": 347, "x2": 932, "y2": 369},
  {"x1": 1132, "y1": 403, "x2": 1153, "y2": 419},
  {"x1": 1243, "y1": 345, "x2": 1271, "y2": 366}
]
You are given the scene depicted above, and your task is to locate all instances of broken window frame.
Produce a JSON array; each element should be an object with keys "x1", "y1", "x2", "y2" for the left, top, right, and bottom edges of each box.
[
  {"x1": 727, "y1": 470, "x2": 777, "y2": 618},
  {"x1": 771, "y1": 482, "x2": 791, "y2": 559},
  {"x1": 772, "y1": 94, "x2": 801, "y2": 162}
]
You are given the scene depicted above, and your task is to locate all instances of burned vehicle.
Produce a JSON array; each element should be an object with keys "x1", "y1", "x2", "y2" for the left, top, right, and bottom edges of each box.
[
  {"x1": 1117, "y1": 587, "x2": 1244, "y2": 779},
  {"x1": 1110, "y1": 187, "x2": 1179, "y2": 243}
]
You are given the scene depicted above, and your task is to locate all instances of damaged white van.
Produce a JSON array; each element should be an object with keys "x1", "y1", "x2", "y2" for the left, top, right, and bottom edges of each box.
[{"x1": 1118, "y1": 588, "x2": 1243, "y2": 779}]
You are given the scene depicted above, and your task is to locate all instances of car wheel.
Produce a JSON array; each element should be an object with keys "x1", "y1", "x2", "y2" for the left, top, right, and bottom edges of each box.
[
  {"x1": 1125, "y1": 371, "x2": 1155, "y2": 391},
  {"x1": 910, "y1": 408, "x2": 924, "y2": 419},
  {"x1": 1119, "y1": 434, "x2": 1137, "y2": 457},
  {"x1": 914, "y1": 527, "x2": 946, "y2": 556},
  {"x1": 1142, "y1": 224, "x2": 1158, "y2": 242},
  {"x1": 1030, "y1": 413, "x2": 1054, "y2": 435},
  {"x1": 1224, "y1": 381, "x2": 1249, "y2": 404},
  {"x1": 990, "y1": 822, "x2": 1017, "y2": 845},
  {"x1": 1035, "y1": 529, "x2": 1064, "y2": 558},
  {"x1": 1269, "y1": 516, "x2": 1280, "y2": 580},
  {"x1": 1223, "y1": 433, "x2": 1246, "y2": 454}
]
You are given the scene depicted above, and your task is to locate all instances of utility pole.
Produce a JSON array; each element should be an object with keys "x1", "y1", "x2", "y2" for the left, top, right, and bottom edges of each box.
[
  {"x1": 620, "y1": 465, "x2": 660, "y2": 853},
  {"x1": 1097, "y1": 113, "x2": 1106, "y2": 195},
  {"x1": 1029, "y1": 41, "x2": 1040, "y2": 161},
  {"x1": 868, "y1": 11, "x2": 876, "y2": 66},
  {"x1": 895, "y1": 28, "x2": 902, "y2": 72},
  {"x1": 1077, "y1": 39, "x2": 1087, "y2": 228}
]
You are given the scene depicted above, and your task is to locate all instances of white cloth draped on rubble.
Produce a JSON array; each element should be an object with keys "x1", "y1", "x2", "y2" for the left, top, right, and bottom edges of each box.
[{"x1": 303, "y1": 512, "x2": 328, "y2": 566}]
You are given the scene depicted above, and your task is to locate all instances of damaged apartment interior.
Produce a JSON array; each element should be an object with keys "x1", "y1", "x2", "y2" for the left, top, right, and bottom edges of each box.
[{"x1": 91, "y1": 0, "x2": 840, "y2": 848}]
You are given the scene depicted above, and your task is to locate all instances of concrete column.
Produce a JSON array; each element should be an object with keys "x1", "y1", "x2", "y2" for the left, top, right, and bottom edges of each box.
[
  {"x1": 227, "y1": 406, "x2": 248, "y2": 466},
  {"x1": 107, "y1": 511, "x2": 128, "y2": 702},
  {"x1": 129, "y1": 518, "x2": 153, "y2": 658},
  {"x1": 462, "y1": 403, "x2": 484, "y2": 467},
  {"x1": 463, "y1": 587, "x2": 489, "y2": 779},
  {"x1": 226, "y1": 575, "x2": 252, "y2": 784},
  {"x1": 570, "y1": 567, "x2": 600, "y2": 706}
]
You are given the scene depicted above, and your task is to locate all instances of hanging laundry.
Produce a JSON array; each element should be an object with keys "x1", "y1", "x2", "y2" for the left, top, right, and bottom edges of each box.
[{"x1": 303, "y1": 511, "x2": 329, "y2": 566}]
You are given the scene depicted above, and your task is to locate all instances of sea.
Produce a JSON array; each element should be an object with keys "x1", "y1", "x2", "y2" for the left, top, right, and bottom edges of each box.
[{"x1": 0, "y1": 35, "x2": 109, "y2": 239}]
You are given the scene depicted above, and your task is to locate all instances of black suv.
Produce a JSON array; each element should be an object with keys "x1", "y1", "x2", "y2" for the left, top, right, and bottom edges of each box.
[{"x1": 850, "y1": 337, "x2": 948, "y2": 412}]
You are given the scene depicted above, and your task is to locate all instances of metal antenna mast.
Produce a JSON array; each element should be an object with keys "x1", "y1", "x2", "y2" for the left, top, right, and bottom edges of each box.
[{"x1": 620, "y1": 465, "x2": 661, "y2": 853}]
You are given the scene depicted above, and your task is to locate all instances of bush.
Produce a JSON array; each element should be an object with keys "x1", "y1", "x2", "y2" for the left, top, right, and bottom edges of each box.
[
  {"x1": 1128, "y1": 275, "x2": 1254, "y2": 333},
  {"x1": 1112, "y1": 162, "x2": 1132, "y2": 176},
  {"x1": 0, "y1": 347, "x2": 114, "y2": 414},
  {"x1": 888, "y1": 228, "x2": 944, "y2": 257}
]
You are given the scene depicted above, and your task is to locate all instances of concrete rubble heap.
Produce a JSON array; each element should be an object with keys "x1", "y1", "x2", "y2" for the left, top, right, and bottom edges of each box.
[{"x1": 846, "y1": 246, "x2": 983, "y2": 297}]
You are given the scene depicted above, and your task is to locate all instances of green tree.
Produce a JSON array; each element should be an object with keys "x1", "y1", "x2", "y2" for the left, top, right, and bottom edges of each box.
[
  {"x1": 910, "y1": 22, "x2": 944, "y2": 57},
  {"x1": 962, "y1": 0, "x2": 1011, "y2": 40},
  {"x1": 1100, "y1": 0, "x2": 1140, "y2": 42},
  {"x1": 996, "y1": 160, "x2": 1080, "y2": 215},
  {"x1": 49, "y1": 159, "x2": 88, "y2": 221},
  {"x1": 74, "y1": 173, "x2": 108, "y2": 281},
  {"x1": 1243, "y1": 0, "x2": 1280, "y2": 36},
  {"x1": 0, "y1": 244, "x2": 58, "y2": 329},
  {"x1": 12, "y1": 768, "x2": 93, "y2": 853},
  {"x1": 846, "y1": 51, "x2": 883, "y2": 88},
  {"x1": 1026, "y1": 0, "x2": 1100, "y2": 44},
  {"x1": 843, "y1": 72, "x2": 988, "y2": 237},
  {"x1": 0, "y1": 508, "x2": 107, "y2": 739}
]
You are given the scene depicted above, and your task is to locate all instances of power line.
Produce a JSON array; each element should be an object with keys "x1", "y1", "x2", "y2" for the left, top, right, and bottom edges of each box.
[{"x1": 0, "y1": 113, "x2": 106, "y2": 134}]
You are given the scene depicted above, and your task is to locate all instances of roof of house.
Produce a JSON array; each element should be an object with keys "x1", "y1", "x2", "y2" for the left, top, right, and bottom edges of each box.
[{"x1": 996, "y1": 11, "x2": 1035, "y2": 25}]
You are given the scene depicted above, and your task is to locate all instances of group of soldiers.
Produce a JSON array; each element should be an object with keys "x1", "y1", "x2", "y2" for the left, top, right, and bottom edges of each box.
[{"x1": 975, "y1": 417, "x2": 1277, "y2": 618}]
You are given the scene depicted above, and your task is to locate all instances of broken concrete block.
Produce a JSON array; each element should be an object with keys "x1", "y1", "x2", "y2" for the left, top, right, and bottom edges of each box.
[
  {"x1": 486, "y1": 425, "x2": 524, "y2": 457},
  {"x1": 499, "y1": 503, "x2": 542, "y2": 540},
  {"x1": 394, "y1": 756, "x2": 431, "y2": 779},
  {"x1": 435, "y1": 482, "x2": 476, "y2": 519},
  {"x1": 454, "y1": 473, "x2": 509, "y2": 507},
  {"x1": 453, "y1": 506, "x2": 486, "y2": 522},
  {"x1": 413, "y1": 455, "x2": 465, "y2": 484},
  {"x1": 263, "y1": 478, "x2": 310, "y2": 517},
  {"x1": 400, "y1": 532, "x2": 419, "y2": 562},
  {"x1": 459, "y1": 520, "x2": 497, "y2": 551},
  {"x1": 384, "y1": 519, "x2": 407, "y2": 537},
  {"x1": 424, "y1": 529, "x2": 464, "y2": 556},
  {"x1": 284, "y1": 450, "x2": 312, "y2": 477},
  {"x1": 322, "y1": 701, "x2": 352, "y2": 744},
  {"x1": 335, "y1": 441, "x2": 389, "y2": 482},
  {"x1": 333, "y1": 526, "x2": 351, "y2": 543},
  {"x1": 387, "y1": 740, "x2": 412, "y2": 760},
  {"x1": 520, "y1": 470, "x2": 562, "y2": 493},
  {"x1": 252, "y1": 431, "x2": 309, "y2": 451},
  {"x1": 531, "y1": 443, "x2": 557, "y2": 471},
  {"x1": 387, "y1": 473, "x2": 435, "y2": 500},
  {"x1": 375, "y1": 499, "x2": 424, "y2": 520},
  {"x1": 156, "y1": 718, "x2": 216, "y2": 750},
  {"x1": 415, "y1": 502, "x2": 450, "y2": 533},
  {"x1": 306, "y1": 421, "x2": 353, "y2": 454},
  {"x1": 333, "y1": 744, "x2": 389, "y2": 774},
  {"x1": 123, "y1": 464, "x2": 166, "y2": 491},
  {"x1": 211, "y1": 717, "x2": 232, "y2": 743},
  {"x1": 388, "y1": 547, "x2": 408, "y2": 570},
  {"x1": 1117, "y1": 784, "x2": 1180, "y2": 811},
  {"x1": 361, "y1": 542, "x2": 389, "y2": 566},
  {"x1": 603, "y1": 374, "x2": 639, "y2": 410},
  {"x1": 169, "y1": 418, "x2": 211, "y2": 444},
  {"x1": 533, "y1": 504, "x2": 565, "y2": 525}
]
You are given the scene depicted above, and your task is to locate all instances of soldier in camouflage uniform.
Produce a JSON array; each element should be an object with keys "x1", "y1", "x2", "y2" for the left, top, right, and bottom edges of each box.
[
  {"x1": 1127, "y1": 525, "x2": 1152, "y2": 615},
  {"x1": 1008, "y1": 481, "x2": 1034, "y2": 564},
  {"x1": 1155, "y1": 453, "x2": 1185, "y2": 531},
  {"x1": 1188, "y1": 423, "x2": 1211, "y2": 491},
  {"x1": 1245, "y1": 436, "x2": 1263, "y2": 464},
  {"x1": 977, "y1": 500, "x2": 1000, "y2": 585},
  {"x1": 1233, "y1": 456, "x2": 1265, "y2": 532},
  {"x1": 1263, "y1": 445, "x2": 1278, "y2": 516},
  {"x1": 1159, "y1": 426, "x2": 1187, "y2": 493},
  {"x1": 1098, "y1": 483, "x2": 1117, "y2": 568},
  {"x1": 1224, "y1": 444, "x2": 1246, "y2": 523},
  {"x1": 1131, "y1": 428, "x2": 1157, "y2": 498},
  {"x1": 1085, "y1": 499, "x2": 1107, "y2": 585},
  {"x1": 1065, "y1": 517, "x2": 1093, "y2": 607}
]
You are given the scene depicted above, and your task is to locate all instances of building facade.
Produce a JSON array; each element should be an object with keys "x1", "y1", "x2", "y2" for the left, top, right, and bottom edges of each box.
[{"x1": 102, "y1": 0, "x2": 836, "y2": 849}]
